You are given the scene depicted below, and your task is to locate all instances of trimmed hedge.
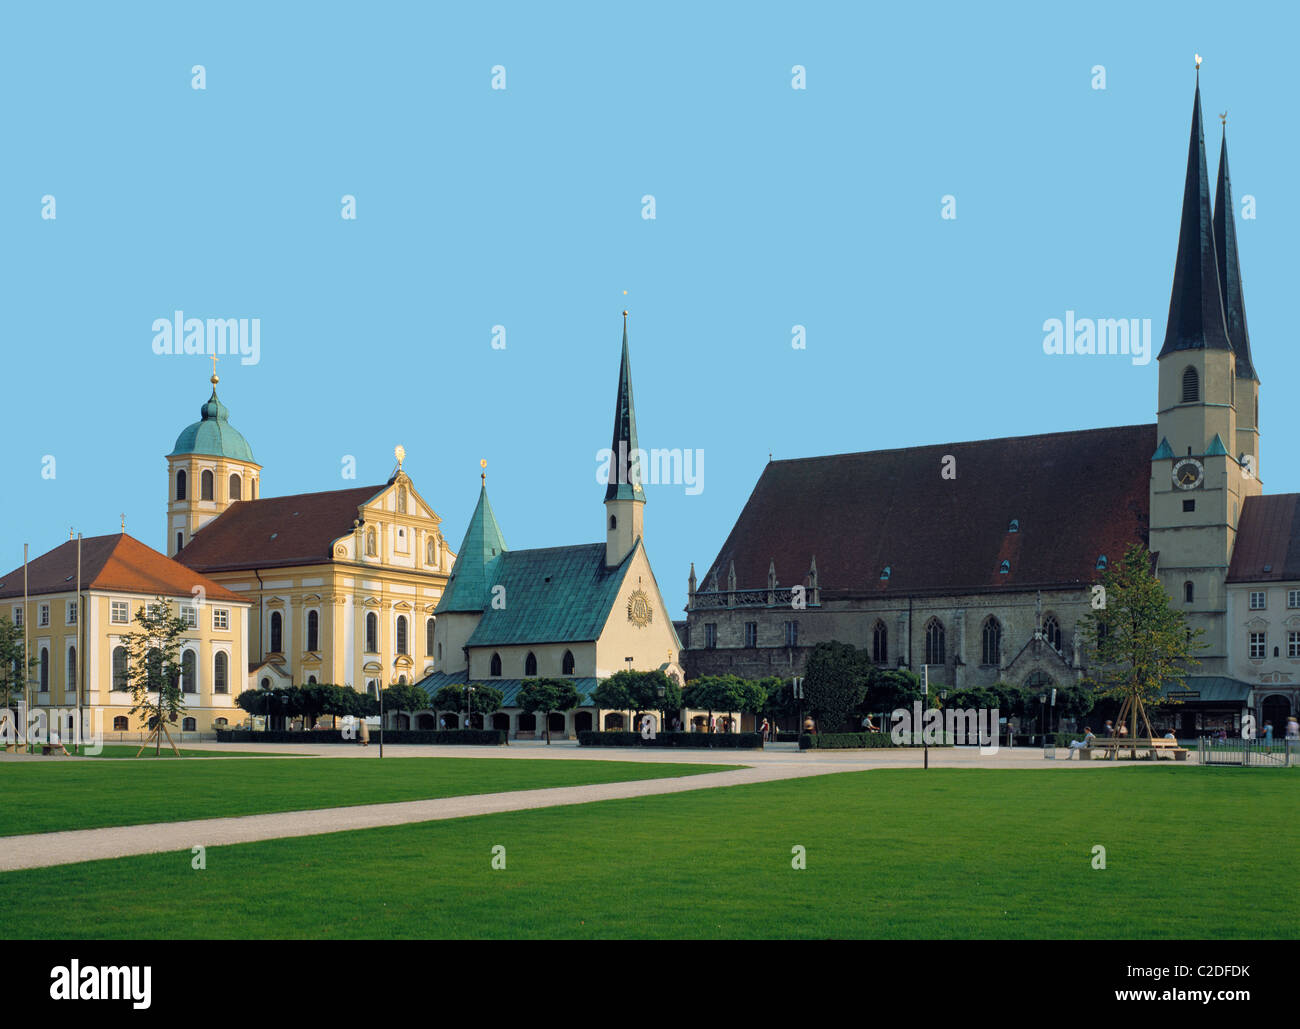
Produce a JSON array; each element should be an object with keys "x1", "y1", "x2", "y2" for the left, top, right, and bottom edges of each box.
[
  {"x1": 799, "y1": 733, "x2": 957, "y2": 750},
  {"x1": 578, "y1": 731, "x2": 764, "y2": 749},
  {"x1": 214, "y1": 729, "x2": 508, "y2": 746}
]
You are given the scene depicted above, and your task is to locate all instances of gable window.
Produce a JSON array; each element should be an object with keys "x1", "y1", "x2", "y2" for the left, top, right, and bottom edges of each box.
[
  {"x1": 307, "y1": 610, "x2": 319, "y2": 652},
  {"x1": 924, "y1": 619, "x2": 945, "y2": 666},
  {"x1": 562, "y1": 650, "x2": 575, "y2": 675},
  {"x1": 1182, "y1": 366, "x2": 1200, "y2": 403},
  {"x1": 1043, "y1": 615, "x2": 1061, "y2": 651},
  {"x1": 745, "y1": 622, "x2": 758, "y2": 648},
  {"x1": 365, "y1": 612, "x2": 378, "y2": 652},
  {"x1": 176, "y1": 469, "x2": 187, "y2": 500},
  {"x1": 201, "y1": 469, "x2": 214, "y2": 501},
  {"x1": 214, "y1": 651, "x2": 228, "y2": 693},
  {"x1": 111, "y1": 600, "x2": 128, "y2": 624},
  {"x1": 490, "y1": 652, "x2": 502, "y2": 677},
  {"x1": 981, "y1": 617, "x2": 1002, "y2": 666},
  {"x1": 112, "y1": 646, "x2": 128, "y2": 691},
  {"x1": 1096, "y1": 555, "x2": 1108, "y2": 571},
  {"x1": 396, "y1": 615, "x2": 408, "y2": 655},
  {"x1": 182, "y1": 650, "x2": 197, "y2": 693},
  {"x1": 872, "y1": 620, "x2": 888, "y2": 664},
  {"x1": 1008, "y1": 519, "x2": 1019, "y2": 533},
  {"x1": 525, "y1": 651, "x2": 537, "y2": 677},
  {"x1": 270, "y1": 611, "x2": 283, "y2": 653},
  {"x1": 1250, "y1": 591, "x2": 1266, "y2": 610},
  {"x1": 229, "y1": 473, "x2": 242, "y2": 501}
]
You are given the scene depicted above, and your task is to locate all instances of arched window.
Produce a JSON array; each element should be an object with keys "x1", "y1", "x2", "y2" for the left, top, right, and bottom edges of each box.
[
  {"x1": 113, "y1": 715, "x2": 129, "y2": 731},
  {"x1": 182, "y1": 650, "x2": 197, "y2": 693},
  {"x1": 67, "y1": 645, "x2": 76, "y2": 688},
  {"x1": 1043, "y1": 615, "x2": 1061, "y2": 651},
  {"x1": 229, "y1": 473, "x2": 242, "y2": 501},
  {"x1": 525, "y1": 652, "x2": 537, "y2": 677},
  {"x1": 214, "y1": 651, "x2": 228, "y2": 694},
  {"x1": 201, "y1": 469, "x2": 214, "y2": 500},
  {"x1": 261, "y1": 677, "x2": 271, "y2": 690},
  {"x1": 426, "y1": 618, "x2": 435, "y2": 656},
  {"x1": 490, "y1": 652, "x2": 502, "y2": 677},
  {"x1": 112, "y1": 646, "x2": 128, "y2": 691},
  {"x1": 924, "y1": 619, "x2": 945, "y2": 666},
  {"x1": 39, "y1": 647, "x2": 49, "y2": 691},
  {"x1": 562, "y1": 650, "x2": 575, "y2": 675},
  {"x1": 176, "y1": 469, "x2": 187, "y2": 500},
  {"x1": 307, "y1": 675, "x2": 317, "y2": 685},
  {"x1": 307, "y1": 610, "x2": 319, "y2": 651},
  {"x1": 366, "y1": 529, "x2": 377, "y2": 556},
  {"x1": 182, "y1": 717, "x2": 196, "y2": 732},
  {"x1": 871, "y1": 620, "x2": 888, "y2": 664},
  {"x1": 365, "y1": 612, "x2": 378, "y2": 652},
  {"x1": 398, "y1": 674, "x2": 407, "y2": 685},
  {"x1": 270, "y1": 611, "x2": 283, "y2": 653},
  {"x1": 609, "y1": 515, "x2": 617, "y2": 530},
  {"x1": 397, "y1": 615, "x2": 408, "y2": 655},
  {"x1": 1182, "y1": 366, "x2": 1200, "y2": 403},
  {"x1": 981, "y1": 617, "x2": 1002, "y2": 666},
  {"x1": 367, "y1": 680, "x2": 378, "y2": 698},
  {"x1": 176, "y1": 532, "x2": 184, "y2": 554}
]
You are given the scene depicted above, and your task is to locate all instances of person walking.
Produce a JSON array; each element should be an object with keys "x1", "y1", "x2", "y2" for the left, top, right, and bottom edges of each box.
[
  {"x1": 359, "y1": 719, "x2": 370, "y2": 747},
  {"x1": 1286, "y1": 716, "x2": 1299, "y2": 740}
]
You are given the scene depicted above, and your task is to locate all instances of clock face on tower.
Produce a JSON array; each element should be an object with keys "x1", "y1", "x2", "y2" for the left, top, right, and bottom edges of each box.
[{"x1": 1172, "y1": 457, "x2": 1205, "y2": 490}]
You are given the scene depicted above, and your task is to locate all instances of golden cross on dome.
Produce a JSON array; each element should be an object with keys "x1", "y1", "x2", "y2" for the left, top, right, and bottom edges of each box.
[{"x1": 210, "y1": 353, "x2": 219, "y2": 384}]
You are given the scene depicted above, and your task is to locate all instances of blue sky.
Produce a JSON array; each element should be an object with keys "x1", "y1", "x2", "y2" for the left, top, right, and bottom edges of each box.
[{"x1": 2, "y1": 2, "x2": 1295, "y2": 612}]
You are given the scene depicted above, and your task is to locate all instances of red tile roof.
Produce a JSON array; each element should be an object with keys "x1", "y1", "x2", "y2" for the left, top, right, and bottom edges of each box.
[
  {"x1": 0, "y1": 534, "x2": 244, "y2": 603},
  {"x1": 1226, "y1": 494, "x2": 1300, "y2": 583},
  {"x1": 698, "y1": 424, "x2": 1155, "y2": 599},
  {"x1": 175, "y1": 485, "x2": 385, "y2": 573}
]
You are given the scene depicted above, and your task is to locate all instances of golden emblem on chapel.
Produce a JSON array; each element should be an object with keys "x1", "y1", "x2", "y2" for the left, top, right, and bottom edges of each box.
[{"x1": 627, "y1": 587, "x2": 653, "y2": 628}]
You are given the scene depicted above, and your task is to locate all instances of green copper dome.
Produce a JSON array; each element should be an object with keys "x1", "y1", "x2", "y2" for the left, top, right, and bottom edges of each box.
[{"x1": 169, "y1": 383, "x2": 256, "y2": 462}]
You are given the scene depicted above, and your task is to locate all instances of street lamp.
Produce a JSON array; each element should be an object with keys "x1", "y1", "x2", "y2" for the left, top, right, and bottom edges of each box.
[
  {"x1": 1039, "y1": 693, "x2": 1046, "y2": 745},
  {"x1": 466, "y1": 686, "x2": 476, "y2": 730}
]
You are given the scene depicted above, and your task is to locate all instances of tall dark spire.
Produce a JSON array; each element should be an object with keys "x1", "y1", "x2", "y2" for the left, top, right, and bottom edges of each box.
[
  {"x1": 1213, "y1": 122, "x2": 1258, "y2": 381},
  {"x1": 1159, "y1": 73, "x2": 1232, "y2": 359},
  {"x1": 605, "y1": 311, "x2": 645, "y2": 503}
]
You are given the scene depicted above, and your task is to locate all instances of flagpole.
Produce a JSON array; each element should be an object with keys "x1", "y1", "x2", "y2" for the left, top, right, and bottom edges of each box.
[
  {"x1": 22, "y1": 543, "x2": 29, "y2": 752},
  {"x1": 77, "y1": 533, "x2": 84, "y2": 754}
]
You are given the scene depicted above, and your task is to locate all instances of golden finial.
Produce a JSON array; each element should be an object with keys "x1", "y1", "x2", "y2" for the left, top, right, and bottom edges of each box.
[
  {"x1": 395, "y1": 444, "x2": 406, "y2": 471},
  {"x1": 1219, "y1": 110, "x2": 1228, "y2": 127},
  {"x1": 210, "y1": 353, "x2": 219, "y2": 385},
  {"x1": 120, "y1": 513, "x2": 126, "y2": 532},
  {"x1": 1195, "y1": 53, "x2": 1202, "y2": 69},
  {"x1": 480, "y1": 458, "x2": 487, "y2": 485}
]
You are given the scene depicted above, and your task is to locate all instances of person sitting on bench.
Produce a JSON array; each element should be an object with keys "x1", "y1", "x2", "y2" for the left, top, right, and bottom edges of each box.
[{"x1": 1067, "y1": 728, "x2": 1096, "y2": 756}]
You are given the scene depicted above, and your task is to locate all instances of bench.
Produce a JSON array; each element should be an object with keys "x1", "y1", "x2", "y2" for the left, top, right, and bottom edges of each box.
[
  {"x1": 40, "y1": 742, "x2": 70, "y2": 756},
  {"x1": 1084, "y1": 737, "x2": 1187, "y2": 760}
]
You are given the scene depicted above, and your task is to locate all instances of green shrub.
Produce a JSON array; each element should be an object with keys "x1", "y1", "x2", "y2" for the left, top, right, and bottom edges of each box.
[
  {"x1": 577, "y1": 731, "x2": 763, "y2": 749},
  {"x1": 214, "y1": 729, "x2": 507, "y2": 745},
  {"x1": 798, "y1": 733, "x2": 956, "y2": 750}
]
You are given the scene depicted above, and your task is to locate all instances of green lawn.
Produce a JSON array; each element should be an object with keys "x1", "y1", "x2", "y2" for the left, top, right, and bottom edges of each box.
[
  {"x1": 0, "y1": 757, "x2": 732, "y2": 836},
  {"x1": 84, "y1": 745, "x2": 301, "y2": 759},
  {"x1": 2, "y1": 767, "x2": 1294, "y2": 939}
]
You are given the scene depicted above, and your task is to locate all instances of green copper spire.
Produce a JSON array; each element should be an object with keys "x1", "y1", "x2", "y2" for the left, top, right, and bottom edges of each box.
[
  {"x1": 1159, "y1": 70, "x2": 1232, "y2": 360},
  {"x1": 605, "y1": 311, "x2": 645, "y2": 503},
  {"x1": 435, "y1": 473, "x2": 508, "y2": 614},
  {"x1": 1213, "y1": 122, "x2": 1258, "y2": 381}
]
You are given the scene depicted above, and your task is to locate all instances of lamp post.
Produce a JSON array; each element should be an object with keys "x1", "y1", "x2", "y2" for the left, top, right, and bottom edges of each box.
[
  {"x1": 624, "y1": 656, "x2": 634, "y2": 731},
  {"x1": 1039, "y1": 693, "x2": 1046, "y2": 745},
  {"x1": 466, "y1": 685, "x2": 475, "y2": 730},
  {"x1": 922, "y1": 665, "x2": 929, "y2": 770},
  {"x1": 656, "y1": 683, "x2": 666, "y2": 736}
]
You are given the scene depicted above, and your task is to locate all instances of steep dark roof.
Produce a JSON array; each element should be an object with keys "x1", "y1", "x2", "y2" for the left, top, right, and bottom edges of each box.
[
  {"x1": 176, "y1": 485, "x2": 386, "y2": 572},
  {"x1": 1159, "y1": 76, "x2": 1233, "y2": 360},
  {"x1": 464, "y1": 542, "x2": 636, "y2": 647},
  {"x1": 1213, "y1": 127, "x2": 1258, "y2": 381},
  {"x1": 699, "y1": 424, "x2": 1154, "y2": 599},
  {"x1": 0, "y1": 534, "x2": 243, "y2": 603},
  {"x1": 435, "y1": 484, "x2": 508, "y2": 614},
  {"x1": 605, "y1": 317, "x2": 646, "y2": 504},
  {"x1": 414, "y1": 671, "x2": 600, "y2": 707},
  {"x1": 1226, "y1": 494, "x2": 1300, "y2": 583}
]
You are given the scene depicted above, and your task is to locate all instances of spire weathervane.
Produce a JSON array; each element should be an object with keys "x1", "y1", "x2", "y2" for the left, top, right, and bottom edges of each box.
[
  {"x1": 395, "y1": 444, "x2": 405, "y2": 471},
  {"x1": 480, "y1": 458, "x2": 487, "y2": 486},
  {"x1": 120, "y1": 513, "x2": 126, "y2": 531},
  {"x1": 1219, "y1": 110, "x2": 1228, "y2": 127}
]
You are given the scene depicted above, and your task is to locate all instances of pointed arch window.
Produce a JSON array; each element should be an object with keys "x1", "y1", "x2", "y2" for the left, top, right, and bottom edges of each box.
[
  {"x1": 229, "y1": 473, "x2": 242, "y2": 501},
  {"x1": 562, "y1": 650, "x2": 575, "y2": 676},
  {"x1": 490, "y1": 652, "x2": 502, "y2": 677},
  {"x1": 871, "y1": 620, "x2": 888, "y2": 664},
  {"x1": 981, "y1": 617, "x2": 1002, "y2": 666},
  {"x1": 201, "y1": 469, "x2": 214, "y2": 500},
  {"x1": 525, "y1": 651, "x2": 537, "y2": 677},
  {"x1": 1042, "y1": 615, "x2": 1061, "y2": 652},
  {"x1": 176, "y1": 469, "x2": 187, "y2": 501},
  {"x1": 1182, "y1": 366, "x2": 1200, "y2": 403},
  {"x1": 307, "y1": 610, "x2": 319, "y2": 651},
  {"x1": 270, "y1": 611, "x2": 283, "y2": 653},
  {"x1": 365, "y1": 612, "x2": 378, "y2": 652},
  {"x1": 924, "y1": 619, "x2": 945, "y2": 666},
  {"x1": 609, "y1": 515, "x2": 617, "y2": 530}
]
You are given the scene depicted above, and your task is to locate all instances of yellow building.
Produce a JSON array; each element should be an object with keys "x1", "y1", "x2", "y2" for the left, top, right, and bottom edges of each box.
[
  {"x1": 171, "y1": 374, "x2": 455, "y2": 698},
  {"x1": 0, "y1": 533, "x2": 251, "y2": 735}
]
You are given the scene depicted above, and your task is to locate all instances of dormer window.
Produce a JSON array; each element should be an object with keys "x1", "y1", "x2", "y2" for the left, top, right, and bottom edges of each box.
[
  {"x1": 1008, "y1": 519, "x2": 1019, "y2": 533},
  {"x1": 1096, "y1": 555, "x2": 1108, "y2": 570},
  {"x1": 880, "y1": 565, "x2": 891, "y2": 580},
  {"x1": 999, "y1": 560, "x2": 1010, "y2": 574}
]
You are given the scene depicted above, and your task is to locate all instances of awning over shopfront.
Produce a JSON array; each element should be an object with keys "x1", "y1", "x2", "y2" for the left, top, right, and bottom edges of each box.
[{"x1": 1156, "y1": 676, "x2": 1253, "y2": 705}]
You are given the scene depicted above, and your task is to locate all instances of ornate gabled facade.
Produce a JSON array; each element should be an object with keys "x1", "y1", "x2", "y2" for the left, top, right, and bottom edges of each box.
[{"x1": 685, "y1": 71, "x2": 1294, "y2": 737}]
